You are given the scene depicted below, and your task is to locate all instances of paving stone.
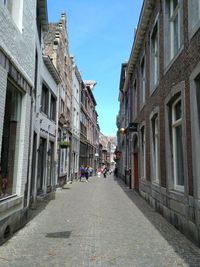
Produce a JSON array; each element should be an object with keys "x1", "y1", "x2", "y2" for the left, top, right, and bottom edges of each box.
[{"x1": 0, "y1": 176, "x2": 200, "y2": 266}]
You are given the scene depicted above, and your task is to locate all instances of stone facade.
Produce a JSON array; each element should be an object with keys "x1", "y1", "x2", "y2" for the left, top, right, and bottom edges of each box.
[{"x1": 117, "y1": 0, "x2": 200, "y2": 245}]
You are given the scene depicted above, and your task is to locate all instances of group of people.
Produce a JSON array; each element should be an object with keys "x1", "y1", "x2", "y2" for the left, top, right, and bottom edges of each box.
[
  {"x1": 79, "y1": 166, "x2": 93, "y2": 182},
  {"x1": 80, "y1": 165, "x2": 113, "y2": 181}
]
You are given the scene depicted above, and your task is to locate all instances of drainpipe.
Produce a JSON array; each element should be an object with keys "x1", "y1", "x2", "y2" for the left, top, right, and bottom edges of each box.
[
  {"x1": 25, "y1": 86, "x2": 34, "y2": 208},
  {"x1": 55, "y1": 84, "x2": 60, "y2": 186}
]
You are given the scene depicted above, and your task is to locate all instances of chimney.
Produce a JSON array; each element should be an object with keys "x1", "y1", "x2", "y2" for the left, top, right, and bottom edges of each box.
[{"x1": 61, "y1": 12, "x2": 66, "y2": 23}]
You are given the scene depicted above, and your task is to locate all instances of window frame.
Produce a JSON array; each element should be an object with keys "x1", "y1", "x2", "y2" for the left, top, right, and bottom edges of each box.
[
  {"x1": 150, "y1": 15, "x2": 159, "y2": 92},
  {"x1": 140, "y1": 56, "x2": 146, "y2": 108},
  {"x1": 171, "y1": 96, "x2": 184, "y2": 191},
  {"x1": 140, "y1": 124, "x2": 146, "y2": 179},
  {"x1": 150, "y1": 111, "x2": 160, "y2": 184},
  {"x1": 164, "y1": 0, "x2": 183, "y2": 68},
  {"x1": 41, "y1": 83, "x2": 49, "y2": 116},
  {"x1": 188, "y1": 0, "x2": 200, "y2": 40},
  {"x1": 165, "y1": 82, "x2": 187, "y2": 194},
  {"x1": 189, "y1": 63, "x2": 200, "y2": 198},
  {"x1": 4, "y1": 0, "x2": 23, "y2": 32}
]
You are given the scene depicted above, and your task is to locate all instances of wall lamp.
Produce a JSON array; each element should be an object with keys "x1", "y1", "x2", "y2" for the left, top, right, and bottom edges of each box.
[{"x1": 120, "y1": 123, "x2": 138, "y2": 135}]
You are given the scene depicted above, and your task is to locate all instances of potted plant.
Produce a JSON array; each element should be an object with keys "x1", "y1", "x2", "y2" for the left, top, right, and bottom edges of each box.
[{"x1": 60, "y1": 140, "x2": 70, "y2": 149}]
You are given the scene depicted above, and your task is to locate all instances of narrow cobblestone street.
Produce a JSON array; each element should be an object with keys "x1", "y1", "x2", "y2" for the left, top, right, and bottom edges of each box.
[{"x1": 1, "y1": 176, "x2": 200, "y2": 267}]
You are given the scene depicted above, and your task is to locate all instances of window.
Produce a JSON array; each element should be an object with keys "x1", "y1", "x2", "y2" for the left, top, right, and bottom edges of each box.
[
  {"x1": 60, "y1": 99, "x2": 64, "y2": 115},
  {"x1": 133, "y1": 80, "x2": 137, "y2": 119},
  {"x1": 171, "y1": 97, "x2": 184, "y2": 190},
  {"x1": 164, "y1": 0, "x2": 182, "y2": 65},
  {"x1": 34, "y1": 50, "x2": 38, "y2": 101},
  {"x1": 0, "y1": 81, "x2": 22, "y2": 198},
  {"x1": 150, "y1": 21, "x2": 159, "y2": 90},
  {"x1": 140, "y1": 57, "x2": 145, "y2": 107},
  {"x1": 4, "y1": 0, "x2": 12, "y2": 13},
  {"x1": 41, "y1": 83, "x2": 49, "y2": 115},
  {"x1": 195, "y1": 77, "x2": 200, "y2": 127},
  {"x1": 140, "y1": 126, "x2": 146, "y2": 178},
  {"x1": 188, "y1": 0, "x2": 200, "y2": 34},
  {"x1": 50, "y1": 94, "x2": 56, "y2": 121},
  {"x1": 4, "y1": 0, "x2": 23, "y2": 31},
  {"x1": 37, "y1": 137, "x2": 47, "y2": 193},
  {"x1": 36, "y1": 0, "x2": 41, "y2": 42},
  {"x1": 151, "y1": 114, "x2": 159, "y2": 183}
]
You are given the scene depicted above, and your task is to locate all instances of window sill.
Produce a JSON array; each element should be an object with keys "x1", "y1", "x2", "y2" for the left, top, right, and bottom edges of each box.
[
  {"x1": 0, "y1": 195, "x2": 23, "y2": 213},
  {"x1": 150, "y1": 82, "x2": 159, "y2": 97},
  {"x1": 152, "y1": 181, "x2": 160, "y2": 187},
  {"x1": 188, "y1": 22, "x2": 200, "y2": 41},
  {"x1": 168, "y1": 189, "x2": 185, "y2": 202},
  {"x1": 164, "y1": 45, "x2": 184, "y2": 76}
]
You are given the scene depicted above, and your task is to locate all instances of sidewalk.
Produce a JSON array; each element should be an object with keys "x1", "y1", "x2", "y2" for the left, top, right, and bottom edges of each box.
[{"x1": 0, "y1": 175, "x2": 200, "y2": 267}]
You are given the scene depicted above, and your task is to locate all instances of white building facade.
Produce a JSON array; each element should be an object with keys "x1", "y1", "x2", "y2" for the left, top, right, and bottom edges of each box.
[
  {"x1": 0, "y1": 0, "x2": 35, "y2": 243},
  {"x1": 30, "y1": 0, "x2": 60, "y2": 203},
  {"x1": 71, "y1": 60, "x2": 81, "y2": 180}
]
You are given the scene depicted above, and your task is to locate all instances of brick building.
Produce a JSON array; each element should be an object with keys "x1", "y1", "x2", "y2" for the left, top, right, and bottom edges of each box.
[
  {"x1": 80, "y1": 81, "x2": 99, "y2": 171},
  {"x1": 117, "y1": 0, "x2": 200, "y2": 244},
  {"x1": 44, "y1": 12, "x2": 73, "y2": 185}
]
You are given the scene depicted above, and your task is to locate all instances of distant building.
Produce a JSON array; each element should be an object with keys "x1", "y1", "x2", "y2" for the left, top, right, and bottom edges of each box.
[
  {"x1": 44, "y1": 12, "x2": 73, "y2": 185},
  {"x1": 79, "y1": 81, "x2": 99, "y2": 170},
  {"x1": 71, "y1": 57, "x2": 82, "y2": 180}
]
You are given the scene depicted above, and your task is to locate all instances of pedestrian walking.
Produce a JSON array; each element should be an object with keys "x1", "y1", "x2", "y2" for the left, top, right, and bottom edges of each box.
[
  {"x1": 85, "y1": 166, "x2": 89, "y2": 182},
  {"x1": 103, "y1": 167, "x2": 108, "y2": 178},
  {"x1": 80, "y1": 165, "x2": 85, "y2": 182}
]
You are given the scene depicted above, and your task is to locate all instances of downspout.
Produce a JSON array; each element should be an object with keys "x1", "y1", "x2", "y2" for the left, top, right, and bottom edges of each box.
[
  {"x1": 25, "y1": 86, "x2": 34, "y2": 208},
  {"x1": 55, "y1": 83, "x2": 60, "y2": 186}
]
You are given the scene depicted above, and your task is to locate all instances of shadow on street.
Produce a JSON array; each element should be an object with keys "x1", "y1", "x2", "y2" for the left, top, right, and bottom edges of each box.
[{"x1": 113, "y1": 175, "x2": 200, "y2": 267}]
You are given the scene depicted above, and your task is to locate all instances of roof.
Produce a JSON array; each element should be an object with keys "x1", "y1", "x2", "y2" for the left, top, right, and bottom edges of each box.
[
  {"x1": 43, "y1": 55, "x2": 61, "y2": 84},
  {"x1": 84, "y1": 80, "x2": 97, "y2": 90},
  {"x1": 122, "y1": 0, "x2": 155, "y2": 93}
]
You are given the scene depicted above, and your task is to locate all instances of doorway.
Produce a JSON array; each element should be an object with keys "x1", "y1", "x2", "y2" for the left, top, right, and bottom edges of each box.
[
  {"x1": 133, "y1": 134, "x2": 139, "y2": 191},
  {"x1": 133, "y1": 153, "x2": 139, "y2": 190}
]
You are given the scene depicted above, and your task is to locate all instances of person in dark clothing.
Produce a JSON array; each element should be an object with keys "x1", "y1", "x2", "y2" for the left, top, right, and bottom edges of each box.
[
  {"x1": 85, "y1": 166, "x2": 89, "y2": 182},
  {"x1": 103, "y1": 167, "x2": 108, "y2": 178},
  {"x1": 80, "y1": 166, "x2": 85, "y2": 182}
]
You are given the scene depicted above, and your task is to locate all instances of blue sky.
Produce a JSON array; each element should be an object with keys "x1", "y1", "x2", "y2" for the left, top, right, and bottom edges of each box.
[{"x1": 47, "y1": 0, "x2": 143, "y2": 136}]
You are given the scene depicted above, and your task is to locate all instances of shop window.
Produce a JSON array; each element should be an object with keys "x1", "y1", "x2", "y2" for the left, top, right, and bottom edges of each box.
[{"x1": 0, "y1": 81, "x2": 22, "y2": 198}]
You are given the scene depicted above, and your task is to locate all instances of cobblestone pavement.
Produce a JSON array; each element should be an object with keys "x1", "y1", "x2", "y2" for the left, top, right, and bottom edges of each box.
[{"x1": 1, "y1": 176, "x2": 200, "y2": 267}]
